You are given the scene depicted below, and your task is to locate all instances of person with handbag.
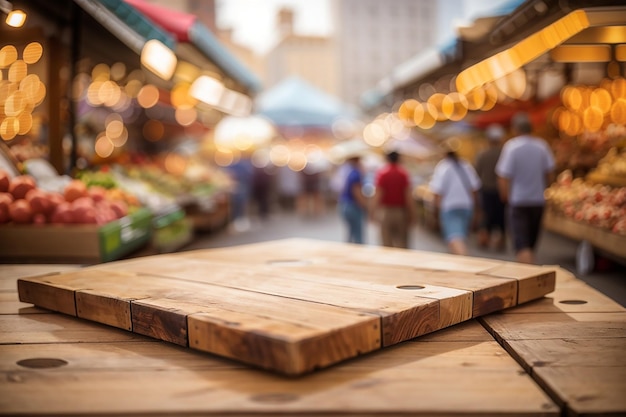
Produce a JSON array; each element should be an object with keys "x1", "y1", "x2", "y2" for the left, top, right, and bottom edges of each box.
[{"x1": 429, "y1": 141, "x2": 482, "y2": 255}]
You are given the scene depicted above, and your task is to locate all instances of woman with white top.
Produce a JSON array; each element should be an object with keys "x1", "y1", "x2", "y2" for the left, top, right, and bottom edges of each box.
[{"x1": 429, "y1": 143, "x2": 482, "y2": 255}]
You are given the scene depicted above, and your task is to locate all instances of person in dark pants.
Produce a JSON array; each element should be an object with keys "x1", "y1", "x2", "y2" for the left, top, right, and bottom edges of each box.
[
  {"x1": 496, "y1": 112, "x2": 555, "y2": 264},
  {"x1": 475, "y1": 124, "x2": 507, "y2": 250}
]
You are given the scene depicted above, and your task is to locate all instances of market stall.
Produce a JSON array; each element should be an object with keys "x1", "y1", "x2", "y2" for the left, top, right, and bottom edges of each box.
[
  {"x1": 0, "y1": 0, "x2": 261, "y2": 261},
  {"x1": 360, "y1": 0, "x2": 626, "y2": 269}
]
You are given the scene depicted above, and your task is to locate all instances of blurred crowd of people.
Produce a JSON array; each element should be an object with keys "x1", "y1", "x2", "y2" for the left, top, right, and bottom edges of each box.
[{"x1": 222, "y1": 111, "x2": 556, "y2": 265}]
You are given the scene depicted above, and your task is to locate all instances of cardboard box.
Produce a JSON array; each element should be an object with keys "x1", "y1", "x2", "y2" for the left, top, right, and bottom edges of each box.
[{"x1": 0, "y1": 208, "x2": 152, "y2": 264}]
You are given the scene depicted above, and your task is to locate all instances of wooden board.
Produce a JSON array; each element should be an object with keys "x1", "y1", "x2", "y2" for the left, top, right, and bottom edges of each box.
[
  {"x1": 481, "y1": 281, "x2": 626, "y2": 417},
  {"x1": 17, "y1": 238, "x2": 556, "y2": 375}
]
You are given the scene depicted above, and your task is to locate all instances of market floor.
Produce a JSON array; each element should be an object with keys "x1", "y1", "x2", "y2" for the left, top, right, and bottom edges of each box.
[{"x1": 178, "y1": 206, "x2": 626, "y2": 307}]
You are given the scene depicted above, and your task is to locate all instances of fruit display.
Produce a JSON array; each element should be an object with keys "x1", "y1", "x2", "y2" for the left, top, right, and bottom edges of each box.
[
  {"x1": 0, "y1": 169, "x2": 141, "y2": 226},
  {"x1": 115, "y1": 157, "x2": 235, "y2": 207},
  {"x1": 586, "y1": 146, "x2": 626, "y2": 186},
  {"x1": 545, "y1": 169, "x2": 626, "y2": 235}
]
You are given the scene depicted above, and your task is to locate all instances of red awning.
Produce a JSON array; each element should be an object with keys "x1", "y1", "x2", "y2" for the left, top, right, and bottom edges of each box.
[{"x1": 124, "y1": 0, "x2": 195, "y2": 42}]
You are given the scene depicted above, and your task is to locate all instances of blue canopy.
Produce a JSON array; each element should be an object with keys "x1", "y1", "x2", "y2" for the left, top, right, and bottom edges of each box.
[{"x1": 255, "y1": 77, "x2": 359, "y2": 129}]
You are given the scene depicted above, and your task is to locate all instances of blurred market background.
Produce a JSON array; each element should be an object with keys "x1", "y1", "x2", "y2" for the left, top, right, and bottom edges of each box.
[{"x1": 0, "y1": 0, "x2": 625, "y2": 303}]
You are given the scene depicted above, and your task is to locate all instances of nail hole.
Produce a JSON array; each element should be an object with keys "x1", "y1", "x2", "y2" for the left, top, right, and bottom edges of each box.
[
  {"x1": 250, "y1": 393, "x2": 299, "y2": 403},
  {"x1": 267, "y1": 259, "x2": 311, "y2": 266},
  {"x1": 17, "y1": 358, "x2": 68, "y2": 369},
  {"x1": 396, "y1": 285, "x2": 425, "y2": 290},
  {"x1": 559, "y1": 299, "x2": 588, "y2": 305}
]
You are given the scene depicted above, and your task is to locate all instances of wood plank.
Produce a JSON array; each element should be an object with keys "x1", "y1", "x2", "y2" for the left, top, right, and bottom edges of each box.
[
  {"x1": 18, "y1": 271, "x2": 386, "y2": 375},
  {"x1": 17, "y1": 276, "x2": 77, "y2": 316},
  {"x1": 533, "y1": 366, "x2": 626, "y2": 415},
  {"x1": 88, "y1": 260, "x2": 444, "y2": 347},
  {"x1": 481, "y1": 312, "x2": 626, "y2": 340},
  {"x1": 504, "y1": 338, "x2": 626, "y2": 369},
  {"x1": 16, "y1": 239, "x2": 557, "y2": 375},
  {"x1": 103, "y1": 253, "x2": 517, "y2": 319},
  {"x1": 481, "y1": 309, "x2": 626, "y2": 416},
  {"x1": 0, "y1": 334, "x2": 559, "y2": 416},
  {"x1": 480, "y1": 264, "x2": 556, "y2": 304}
]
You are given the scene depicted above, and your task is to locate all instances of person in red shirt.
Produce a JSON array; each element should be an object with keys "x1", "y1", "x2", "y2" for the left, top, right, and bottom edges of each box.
[{"x1": 371, "y1": 151, "x2": 415, "y2": 248}]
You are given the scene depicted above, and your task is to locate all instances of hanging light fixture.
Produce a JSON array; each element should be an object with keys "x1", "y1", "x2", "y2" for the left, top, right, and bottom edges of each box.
[
  {"x1": 140, "y1": 39, "x2": 177, "y2": 81},
  {"x1": 0, "y1": 0, "x2": 26, "y2": 28}
]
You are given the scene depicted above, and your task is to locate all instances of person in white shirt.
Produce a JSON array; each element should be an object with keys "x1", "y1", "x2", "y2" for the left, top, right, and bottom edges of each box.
[
  {"x1": 496, "y1": 112, "x2": 555, "y2": 264},
  {"x1": 429, "y1": 143, "x2": 482, "y2": 255}
]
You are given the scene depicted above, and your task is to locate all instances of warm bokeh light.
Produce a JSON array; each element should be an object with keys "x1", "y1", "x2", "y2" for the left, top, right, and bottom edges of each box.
[
  {"x1": 23, "y1": 42, "x2": 43, "y2": 65},
  {"x1": 363, "y1": 120, "x2": 387, "y2": 147},
  {"x1": 171, "y1": 82, "x2": 197, "y2": 109},
  {"x1": 99, "y1": 80, "x2": 122, "y2": 108},
  {"x1": 590, "y1": 87, "x2": 612, "y2": 114},
  {"x1": 415, "y1": 102, "x2": 437, "y2": 129},
  {"x1": 426, "y1": 93, "x2": 447, "y2": 121},
  {"x1": 269, "y1": 144, "x2": 290, "y2": 167},
  {"x1": 5, "y1": 91, "x2": 24, "y2": 116},
  {"x1": 94, "y1": 134, "x2": 115, "y2": 158},
  {"x1": 8, "y1": 60, "x2": 27, "y2": 83},
  {"x1": 106, "y1": 119, "x2": 125, "y2": 142},
  {"x1": 0, "y1": 117, "x2": 18, "y2": 141},
  {"x1": 137, "y1": 84, "x2": 160, "y2": 108},
  {"x1": 397, "y1": 99, "x2": 419, "y2": 126},
  {"x1": 582, "y1": 106, "x2": 604, "y2": 132},
  {"x1": 0, "y1": 45, "x2": 17, "y2": 68},
  {"x1": 442, "y1": 92, "x2": 468, "y2": 121},
  {"x1": 87, "y1": 80, "x2": 104, "y2": 106},
  {"x1": 610, "y1": 98, "x2": 626, "y2": 124},
  {"x1": 287, "y1": 151, "x2": 307, "y2": 172},
  {"x1": 175, "y1": 107, "x2": 197, "y2": 126},
  {"x1": 92, "y1": 63, "x2": 110, "y2": 81},
  {"x1": 16, "y1": 112, "x2": 32, "y2": 135},
  {"x1": 611, "y1": 77, "x2": 626, "y2": 99},
  {"x1": 190, "y1": 75, "x2": 225, "y2": 106}
]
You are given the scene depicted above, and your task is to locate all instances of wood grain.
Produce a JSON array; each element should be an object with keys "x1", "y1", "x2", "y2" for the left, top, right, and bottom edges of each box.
[{"x1": 16, "y1": 238, "x2": 556, "y2": 375}]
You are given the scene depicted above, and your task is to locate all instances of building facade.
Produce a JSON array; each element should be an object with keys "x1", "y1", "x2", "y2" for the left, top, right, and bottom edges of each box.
[
  {"x1": 332, "y1": 0, "x2": 438, "y2": 107},
  {"x1": 264, "y1": 8, "x2": 338, "y2": 98}
]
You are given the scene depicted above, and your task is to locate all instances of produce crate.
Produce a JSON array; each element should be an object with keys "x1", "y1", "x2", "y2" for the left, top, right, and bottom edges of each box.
[
  {"x1": 151, "y1": 207, "x2": 193, "y2": 253},
  {"x1": 0, "y1": 208, "x2": 152, "y2": 264}
]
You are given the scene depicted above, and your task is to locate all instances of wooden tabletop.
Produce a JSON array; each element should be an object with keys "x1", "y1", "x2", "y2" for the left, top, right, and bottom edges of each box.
[{"x1": 1, "y1": 239, "x2": 625, "y2": 416}]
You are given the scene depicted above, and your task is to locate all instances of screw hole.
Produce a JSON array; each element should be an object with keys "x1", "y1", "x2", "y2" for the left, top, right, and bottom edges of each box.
[
  {"x1": 17, "y1": 358, "x2": 68, "y2": 369},
  {"x1": 559, "y1": 299, "x2": 588, "y2": 305},
  {"x1": 396, "y1": 285, "x2": 425, "y2": 290}
]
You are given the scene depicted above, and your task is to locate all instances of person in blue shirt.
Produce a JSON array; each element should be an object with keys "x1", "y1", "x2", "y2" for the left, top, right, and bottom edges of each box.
[
  {"x1": 338, "y1": 155, "x2": 368, "y2": 244},
  {"x1": 496, "y1": 112, "x2": 555, "y2": 264}
]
